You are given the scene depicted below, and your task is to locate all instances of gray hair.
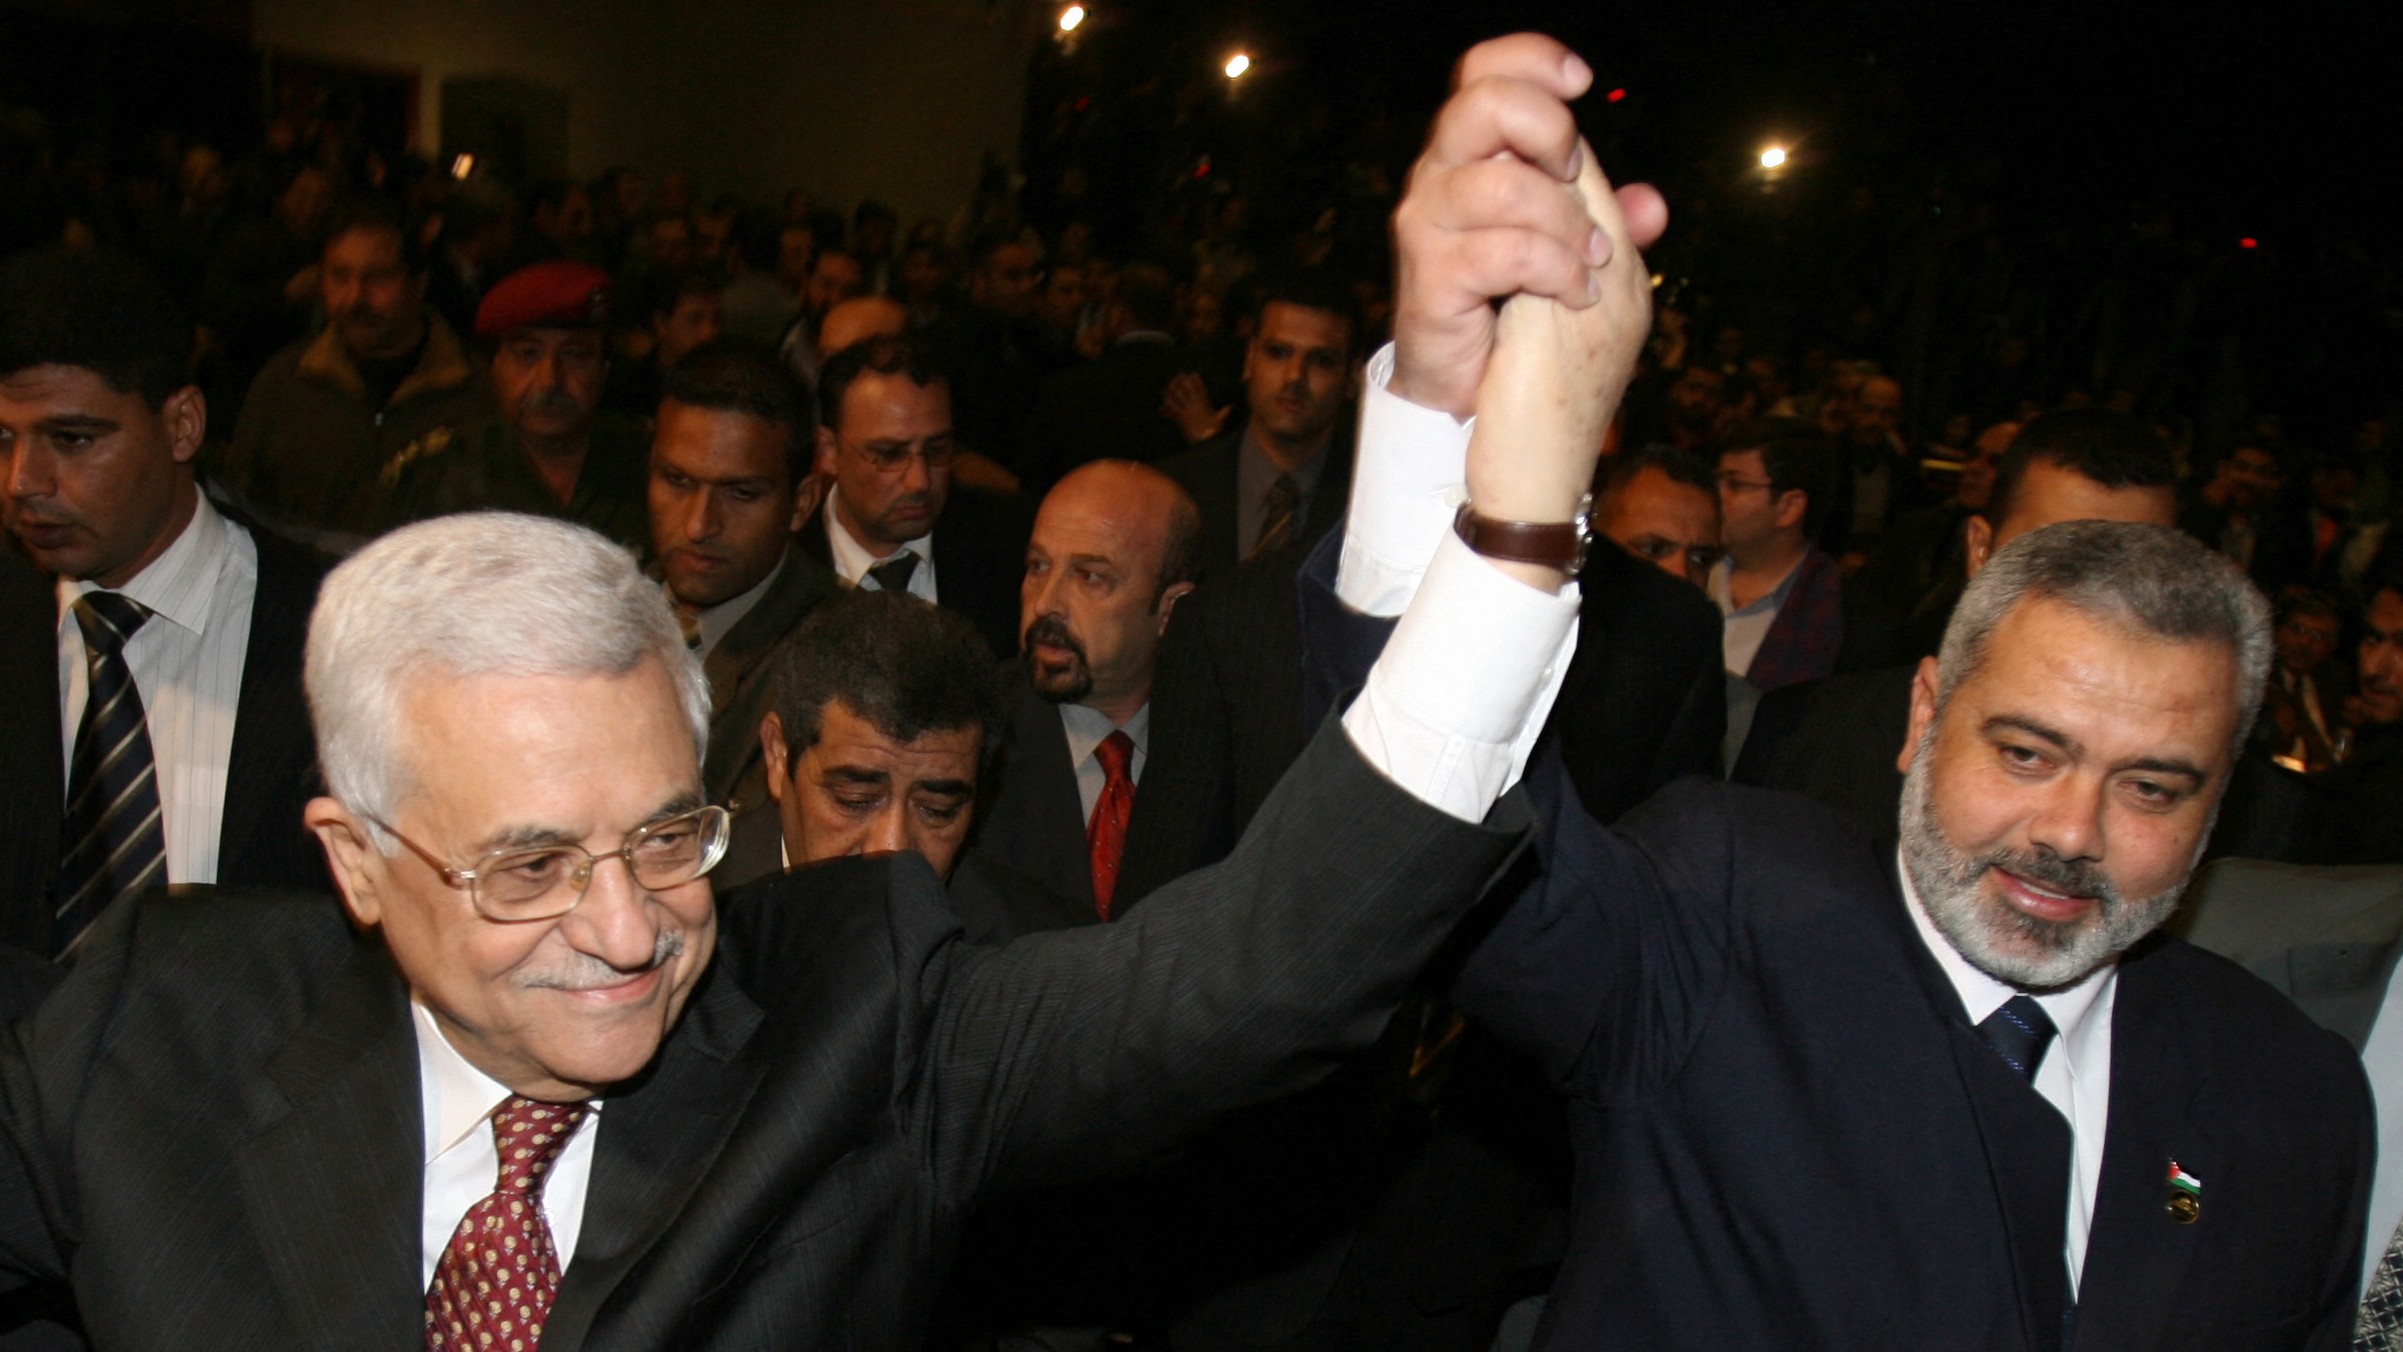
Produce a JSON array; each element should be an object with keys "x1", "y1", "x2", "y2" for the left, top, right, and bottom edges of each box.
[
  {"x1": 1936, "y1": 520, "x2": 2272, "y2": 753},
  {"x1": 306, "y1": 512, "x2": 710, "y2": 846}
]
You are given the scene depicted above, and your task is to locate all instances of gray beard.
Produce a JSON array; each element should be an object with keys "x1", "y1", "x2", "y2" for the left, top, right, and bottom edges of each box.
[{"x1": 1896, "y1": 726, "x2": 2189, "y2": 991}]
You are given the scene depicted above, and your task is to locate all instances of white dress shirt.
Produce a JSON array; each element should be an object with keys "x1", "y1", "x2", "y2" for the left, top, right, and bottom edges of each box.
[
  {"x1": 2358, "y1": 959, "x2": 2403, "y2": 1293},
  {"x1": 55, "y1": 493, "x2": 256, "y2": 885},
  {"x1": 1334, "y1": 343, "x2": 1580, "y2": 822},
  {"x1": 1898, "y1": 853, "x2": 2118, "y2": 1298},
  {"x1": 414, "y1": 1002, "x2": 601, "y2": 1287},
  {"x1": 824, "y1": 489, "x2": 937, "y2": 603},
  {"x1": 1059, "y1": 701, "x2": 1150, "y2": 824}
]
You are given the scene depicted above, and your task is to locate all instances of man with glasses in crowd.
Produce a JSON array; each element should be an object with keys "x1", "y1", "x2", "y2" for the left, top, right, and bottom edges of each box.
[{"x1": 798, "y1": 334, "x2": 1031, "y2": 657}]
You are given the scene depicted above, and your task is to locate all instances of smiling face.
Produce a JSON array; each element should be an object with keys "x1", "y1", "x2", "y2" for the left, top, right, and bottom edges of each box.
[
  {"x1": 307, "y1": 658, "x2": 716, "y2": 1100},
  {"x1": 1898, "y1": 596, "x2": 2238, "y2": 988}
]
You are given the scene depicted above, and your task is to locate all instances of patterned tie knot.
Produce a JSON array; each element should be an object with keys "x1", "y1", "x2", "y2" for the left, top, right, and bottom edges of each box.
[
  {"x1": 1977, "y1": 994, "x2": 2058, "y2": 1083},
  {"x1": 73, "y1": 591, "x2": 151, "y2": 656},
  {"x1": 492, "y1": 1096, "x2": 587, "y2": 1194},
  {"x1": 1095, "y1": 728, "x2": 1135, "y2": 780}
]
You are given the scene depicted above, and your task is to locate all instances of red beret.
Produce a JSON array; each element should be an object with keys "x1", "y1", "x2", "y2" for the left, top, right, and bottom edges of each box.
[{"x1": 475, "y1": 261, "x2": 613, "y2": 339}]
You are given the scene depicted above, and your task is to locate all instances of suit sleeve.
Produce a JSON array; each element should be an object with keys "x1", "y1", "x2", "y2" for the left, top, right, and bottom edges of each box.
[{"x1": 921, "y1": 716, "x2": 1530, "y2": 1198}]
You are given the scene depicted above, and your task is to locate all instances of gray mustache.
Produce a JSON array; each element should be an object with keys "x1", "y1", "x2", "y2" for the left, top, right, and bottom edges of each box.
[{"x1": 519, "y1": 928, "x2": 686, "y2": 990}]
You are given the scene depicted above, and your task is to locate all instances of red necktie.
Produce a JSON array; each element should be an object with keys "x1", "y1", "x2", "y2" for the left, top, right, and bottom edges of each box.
[
  {"x1": 425, "y1": 1096, "x2": 588, "y2": 1351},
  {"x1": 1088, "y1": 729, "x2": 1136, "y2": 920}
]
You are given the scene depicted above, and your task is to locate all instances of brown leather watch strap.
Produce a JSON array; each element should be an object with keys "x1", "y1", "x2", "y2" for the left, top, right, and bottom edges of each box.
[{"x1": 1451, "y1": 497, "x2": 1594, "y2": 576}]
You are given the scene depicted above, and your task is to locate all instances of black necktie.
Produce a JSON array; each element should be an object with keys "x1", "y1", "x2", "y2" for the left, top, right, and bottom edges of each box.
[
  {"x1": 1978, "y1": 995, "x2": 2057, "y2": 1082},
  {"x1": 54, "y1": 592, "x2": 166, "y2": 955},
  {"x1": 866, "y1": 553, "x2": 919, "y2": 595}
]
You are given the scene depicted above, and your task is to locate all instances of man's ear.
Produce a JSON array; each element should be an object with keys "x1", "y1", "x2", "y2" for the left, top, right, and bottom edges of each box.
[
  {"x1": 305, "y1": 797, "x2": 384, "y2": 927},
  {"x1": 760, "y1": 712, "x2": 792, "y2": 804},
  {"x1": 1154, "y1": 580, "x2": 1197, "y2": 633},
  {"x1": 1774, "y1": 488, "x2": 1809, "y2": 533},
  {"x1": 161, "y1": 385, "x2": 207, "y2": 463},
  {"x1": 813, "y1": 426, "x2": 839, "y2": 479},
  {"x1": 1963, "y1": 514, "x2": 1996, "y2": 579},
  {"x1": 790, "y1": 472, "x2": 827, "y2": 533},
  {"x1": 1900, "y1": 656, "x2": 1942, "y2": 776}
]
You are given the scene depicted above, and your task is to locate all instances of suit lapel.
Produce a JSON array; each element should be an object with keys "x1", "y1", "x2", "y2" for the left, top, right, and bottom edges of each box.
[
  {"x1": 547, "y1": 966, "x2": 767, "y2": 1346},
  {"x1": 700, "y1": 548, "x2": 833, "y2": 804},
  {"x1": 2065, "y1": 945, "x2": 2212, "y2": 1350},
  {"x1": 234, "y1": 937, "x2": 425, "y2": 1351}
]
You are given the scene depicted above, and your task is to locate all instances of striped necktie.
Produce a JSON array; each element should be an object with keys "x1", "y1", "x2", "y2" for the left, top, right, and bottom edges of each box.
[
  {"x1": 54, "y1": 591, "x2": 166, "y2": 955},
  {"x1": 1250, "y1": 473, "x2": 1302, "y2": 559}
]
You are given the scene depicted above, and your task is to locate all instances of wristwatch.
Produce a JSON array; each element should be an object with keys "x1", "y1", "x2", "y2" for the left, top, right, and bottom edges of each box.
[{"x1": 1452, "y1": 495, "x2": 1594, "y2": 578}]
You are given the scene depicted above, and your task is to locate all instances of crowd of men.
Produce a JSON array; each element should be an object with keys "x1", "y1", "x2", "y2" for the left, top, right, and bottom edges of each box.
[{"x1": 3, "y1": 27, "x2": 2403, "y2": 1352}]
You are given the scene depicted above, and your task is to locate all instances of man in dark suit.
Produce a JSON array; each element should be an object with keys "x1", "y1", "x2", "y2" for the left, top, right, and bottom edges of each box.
[
  {"x1": 1321, "y1": 40, "x2": 2367, "y2": 1346},
  {"x1": 1162, "y1": 274, "x2": 1358, "y2": 581},
  {"x1": 969, "y1": 460, "x2": 1200, "y2": 921},
  {"x1": 1024, "y1": 261, "x2": 1191, "y2": 490},
  {"x1": 644, "y1": 341, "x2": 837, "y2": 884},
  {"x1": 796, "y1": 334, "x2": 1031, "y2": 658},
  {"x1": 0, "y1": 245, "x2": 328, "y2": 959}
]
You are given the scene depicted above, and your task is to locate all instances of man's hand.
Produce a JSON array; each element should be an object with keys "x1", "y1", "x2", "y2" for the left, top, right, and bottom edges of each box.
[
  {"x1": 1461, "y1": 125, "x2": 1657, "y2": 589},
  {"x1": 1389, "y1": 33, "x2": 1668, "y2": 419},
  {"x1": 1162, "y1": 371, "x2": 1232, "y2": 444}
]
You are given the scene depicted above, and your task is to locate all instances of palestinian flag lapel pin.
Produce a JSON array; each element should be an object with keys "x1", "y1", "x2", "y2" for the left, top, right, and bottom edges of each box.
[{"x1": 2165, "y1": 1161, "x2": 2202, "y2": 1224}]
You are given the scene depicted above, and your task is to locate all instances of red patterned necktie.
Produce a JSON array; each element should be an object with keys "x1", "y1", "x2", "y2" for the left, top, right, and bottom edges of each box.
[
  {"x1": 425, "y1": 1095, "x2": 589, "y2": 1351},
  {"x1": 1088, "y1": 729, "x2": 1137, "y2": 920}
]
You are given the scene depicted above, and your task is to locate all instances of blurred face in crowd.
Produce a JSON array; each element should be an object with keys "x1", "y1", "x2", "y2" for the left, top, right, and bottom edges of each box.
[
  {"x1": 2275, "y1": 606, "x2": 2340, "y2": 677},
  {"x1": 818, "y1": 370, "x2": 954, "y2": 550},
  {"x1": 1021, "y1": 463, "x2": 1195, "y2": 723},
  {"x1": 1850, "y1": 376, "x2": 1903, "y2": 448},
  {"x1": 2310, "y1": 462, "x2": 2360, "y2": 515},
  {"x1": 1901, "y1": 596, "x2": 2238, "y2": 989},
  {"x1": 777, "y1": 226, "x2": 815, "y2": 291},
  {"x1": 856, "y1": 214, "x2": 896, "y2": 260},
  {"x1": 1242, "y1": 302, "x2": 1354, "y2": 461},
  {"x1": 761, "y1": 701, "x2": 979, "y2": 881},
  {"x1": 1715, "y1": 446, "x2": 1805, "y2": 558},
  {"x1": 1964, "y1": 458, "x2": 2177, "y2": 577},
  {"x1": 492, "y1": 328, "x2": 606, "y2": 447},
  {"x1": 277, "y1": 167, "x2": 335, "y2": 237},
  {"x1": 899, "y1": 245, "x2": 949, "y2": 304},
  {"x1": 650, "y1": 398, "x2": 803, "y2": 609},
  {"x1": 2219, "y1": 447, "x2": 2281, "y2": 511},
  {"x1": 970, "y1": 242, "x2": 1039, "y2": 319},
  {"x1": 0, "y1": 364, "x2": 203, "y2": 588},
  {"x1": 609, "y1": 170, "x2": 648, "y2": 220},
  {"x1": 807, "y1": 251, "x2": 864, "y2": 319},
  {"x1": 1600, "y1": 465, "x2": 1722, "y2": 589},
  {"x1": 310, "y1": 658, "x2": 715, "y2": 1101},
  {"x1": 651, "y1": 292, "x2": 723, "y2": 373},
  {"x1": 650, "y1": 217, "x2": 694, "y2": 274},
  {"x1": 1038, "y1": 264, "x2": 1087, "y2": 334},
  {"x1": 1666, "y1": 366, "x2": 1724, "y2": 435},
  {"x1": 1956, "y1": 422, "x2": 2018, "y2": 513},
  {"x1": 2357, "y1": 589, "x2": 2403, "y2": 726},
  {"x1": 322, "y1": 225, "x2": 426, "y2": 362},
  {"x1": 534, "y1": 189, "x2": 592, "y2": 249}
]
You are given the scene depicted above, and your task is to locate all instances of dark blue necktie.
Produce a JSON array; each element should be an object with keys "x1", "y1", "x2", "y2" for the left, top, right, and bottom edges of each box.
[
  {"x1": 53, "y1": 592, "x2": 166, "y2": 955},
  {"x1": 1978, "y1": 995, "x2": 2057, "y2": 1082}
]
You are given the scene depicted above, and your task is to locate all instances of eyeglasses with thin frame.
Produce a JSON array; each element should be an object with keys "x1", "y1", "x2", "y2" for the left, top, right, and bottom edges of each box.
[
  {"x1": 368, "y1": 804, "x2": 731, "y2": 922},
  {"x1": 842, "y1": 435, "x2": 959, "y2": 473},
  {"x1": 1715, "y1": 472, "x2": 1777, "y2": 495}
]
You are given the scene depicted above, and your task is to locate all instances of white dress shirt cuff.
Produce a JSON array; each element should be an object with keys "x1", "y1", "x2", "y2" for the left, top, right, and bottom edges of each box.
[
  {"x1": 1343, "y1": 531, "x2": 1578, "y2": 822},
  {"x1": 1337, "y1": 342, "x2": 1475, "y2": 617}
]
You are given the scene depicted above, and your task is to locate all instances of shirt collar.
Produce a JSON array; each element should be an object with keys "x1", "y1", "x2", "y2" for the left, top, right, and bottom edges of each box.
[
  {"x1": 412, "y1": 1000, "x2": 600, "y2": 1163},
  {"x1": 685, "y1": 548, "x2": 789, "y2": 660},
  {"x1": 1894, "y1": 846, "x2": 2116, "y2": 1058},
  {"x1": 823, "y1": 486, "x2": 933, "y2": 586},
  {"x1": 1059, "y1": 699, "x2": 1149, "y2": 767},
  {"x1": 1707, "y1": 550, "x2": 1806, "y2": 620},
  {"x1": 59, "y1": 492, "x2": 232, "y2": 640}
]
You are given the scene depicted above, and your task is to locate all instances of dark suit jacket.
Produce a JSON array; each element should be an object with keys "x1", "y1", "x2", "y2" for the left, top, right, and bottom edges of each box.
[
  {"x1": 0, "y1": 523, "x2": 331, "y2": 954},
  {"x1": 1162, "y1": 420, "x2": 1353, "y2": 582},
  {"x1": 795, "y1": 487, "x2": 1033, "y2": 660},
  {"x1": 963, "y1": 672, "x2": 1150, "y2": 920},
  {"x1": 1733, "y1": 662, "x2": 1918, "y2": 840},
  {"x1": 0, "y1": 720, "x2": 1527, "y2": 1351},
  {"x1": 1024, "y1": 334, "x2": 1193, "y2": 490},
  {"x1": 696, "y1": 548, "x2": 838, "y2": 827},
  {"x1": 1308, "y1": 574, "x2": 2375, "y2": 1350}
]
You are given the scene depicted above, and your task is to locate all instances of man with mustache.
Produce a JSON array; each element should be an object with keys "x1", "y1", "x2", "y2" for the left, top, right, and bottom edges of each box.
[
  {"x1": 223, "y1": 196, "x2": 497, "y2": 542},
  {"x1": 379, "y1": 261, "x2": 652, "y2": 553},
  {"x1": 1306, "y1": 33, "x2": 2368, "y2": 1348},
  {"x1": 797, "y1": 334, "x2": 1031, "y2": 658},
  {"x1": 970, "y1": 459, "x2": 1200, "y2": 923}
]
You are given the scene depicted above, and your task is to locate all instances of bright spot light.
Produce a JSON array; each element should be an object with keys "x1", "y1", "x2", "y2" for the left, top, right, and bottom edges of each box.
[
  {"x1": 1225, "y1": 52, "x2": 1252, "y2": 79},
  {"x1": 1605, "y1": 87, "x2": 1627, "y2": 103},
  {"x1": 1649, "y1": 273, "x2": 1665, "y2": 289},
  {"x1": 1058, "y1": 4, "x2": 1085, "y2": 32},
  {"x1": 2239, "y1": 237, "x2": 2259, "y2": 250},
  {"x1": 1759, "y1": 146, "x2": 1788, "y2": 170},
  {"x1": 449, "y1": 153, "x2": 475, "y2": 180}
]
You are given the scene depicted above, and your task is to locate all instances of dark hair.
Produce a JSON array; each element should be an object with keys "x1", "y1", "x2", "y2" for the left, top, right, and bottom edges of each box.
[
  {"x1": 1720, "y1": 418, "x2": 1834, "y2": 538},
  {"x1": 1249, "y1": 269, "x2": 1362, "y2": 356},
  {"x1": 1111, "y1": 261, "x2": 1178, "y2": 333},
  {"x1": 1599, "y1": 445, "x2": 1715, "y2": 502},
  {"x1": 527, "y1": 179, "x2": 581, "y2": 215},
  {"x1": 1987, "y1": 407, "x2": 2176, "y2": 527},
  {"x1": 320, "y1": 195, "x2": 425, "y2": 275},
  {"x1": 853, "y1": 199, "x2": 896, "y2": 231},
  {"x1": 816, "y1": 334, "x2": 947, "y2": 432},
  {"x1": 968, "y1": 224, "x2": 1027, "y2": 273},
  {"x1": 769, "y1": 589, "x2": 1004, "y2": 775},
  {"x1": 2274, "y1": 585, "x2": 2339, "y2": 628},
  {"x1": 0, "y1": 246, "x2": 192, "y2": 407},
  {"x1": 660, "y1": 338, "x2": 812, "y2": 480},
  {"x1": 646, "y1": 268, "x2": 722, "y2": 323}
]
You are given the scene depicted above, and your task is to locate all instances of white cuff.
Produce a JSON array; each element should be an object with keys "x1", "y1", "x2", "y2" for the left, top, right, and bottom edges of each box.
[
  {"x1": 1342, "y1": 531, "x2": 1580, "y2": 822},
  {"x1": 1336, "y1": 343, "x2": 1476, "y2": 617}
]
